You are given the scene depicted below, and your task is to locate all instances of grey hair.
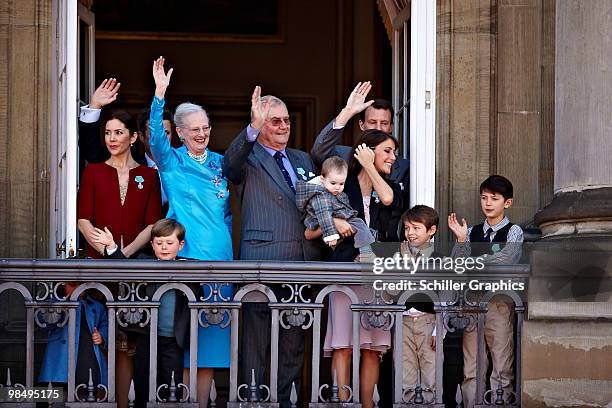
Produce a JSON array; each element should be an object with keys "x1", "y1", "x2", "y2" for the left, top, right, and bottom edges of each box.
[
  {"x1": 260, "y1": 95, "x2": 287, "y2": 119},
  {"x1": 174, "y1": 102, "x2": 209, "y2": 129}
]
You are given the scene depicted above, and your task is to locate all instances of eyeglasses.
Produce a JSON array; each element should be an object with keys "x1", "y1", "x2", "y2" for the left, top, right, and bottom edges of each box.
[
  {"x1": 188, "y1": 126, "x2": 212, "y2": 135},
  {"x1": 267, "y1": 117, "x2": 291, "y2": 127}
]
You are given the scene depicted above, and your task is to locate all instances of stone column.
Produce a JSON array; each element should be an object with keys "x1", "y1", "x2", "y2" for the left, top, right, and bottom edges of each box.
[
  {"x1": 496, "y1": 0, "x2": 547, "y2": 226},
  {"x1": 535, "y1": 0, "x2": 612, "y2": 238},
  {"x1": 436, "y1": 0, "x2": 496, "y2": 245},
  {"x1": 527, "y1": 2, "x2": 612, "y2": 406},
  {"x1": 0, "y1": 0, "x2": 51, "y2": 258}
]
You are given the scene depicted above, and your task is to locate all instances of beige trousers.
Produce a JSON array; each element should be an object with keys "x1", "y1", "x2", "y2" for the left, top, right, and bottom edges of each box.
[
  {"x1": 402, "y1": 313, "x2": 436, "y2": 401},
  {"x1": 462, "y1": 298, "x2": 515, "y2": 408}
]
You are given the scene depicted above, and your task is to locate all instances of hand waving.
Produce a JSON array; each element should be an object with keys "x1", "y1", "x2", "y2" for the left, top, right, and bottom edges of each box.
[
  {"x1": 344, "y1": 81, "x2": 374, "y2": 115},
  {"x1": 153, "y1": 56, "x2": 173, "y2": 99},
  {"x1": 448, "y1": 213, "x2": 468, "y2": 242},
  {"x1": 90, "y1": 78, "x2": 121, "y2": 109},
  {"x1": 250, "y1": 86, "x2": 271, "y2": 130},
  {"x1": 335, "y1": 81, "x2": 375, "y2": 127}
]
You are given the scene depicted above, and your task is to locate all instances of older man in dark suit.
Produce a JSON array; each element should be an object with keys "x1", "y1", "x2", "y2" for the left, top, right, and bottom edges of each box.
[{"x1": 223, "y1": 86, "x2": 329, "y2": 407}]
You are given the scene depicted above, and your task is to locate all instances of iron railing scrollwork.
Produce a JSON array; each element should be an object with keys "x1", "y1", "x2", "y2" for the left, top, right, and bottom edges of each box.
[{"x1": 0, "y1": 259, "x2": 528, "y2": 407}]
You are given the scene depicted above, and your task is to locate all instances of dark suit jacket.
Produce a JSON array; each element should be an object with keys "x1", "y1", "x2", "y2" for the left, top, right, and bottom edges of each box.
[
  {"x1": 223, "y1": 128, "x2": 323, "y2": 261},
  {"x1": 106, "y1": 250, "x2": 198, "y2": 349}
]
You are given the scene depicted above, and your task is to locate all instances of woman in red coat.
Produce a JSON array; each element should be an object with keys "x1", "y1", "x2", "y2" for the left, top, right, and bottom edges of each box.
[{"x1": 78, "y1": 110, "x2": 161, "y2": 258}]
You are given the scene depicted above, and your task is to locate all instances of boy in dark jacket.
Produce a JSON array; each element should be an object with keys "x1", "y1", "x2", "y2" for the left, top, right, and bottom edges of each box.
[{"x1": 97, "y1": 218, "x2": 191, "y2": 407}]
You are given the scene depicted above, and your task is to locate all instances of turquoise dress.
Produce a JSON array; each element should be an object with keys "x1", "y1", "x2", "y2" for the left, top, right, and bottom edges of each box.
[{"x1": 149, "y1": 96, "x2": 233, "y2": 368}]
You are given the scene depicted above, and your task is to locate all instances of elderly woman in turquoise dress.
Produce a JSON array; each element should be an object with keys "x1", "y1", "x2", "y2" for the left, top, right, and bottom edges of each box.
[{"x1": 149, "y1": 56, "x2": 232, "y2": 407}]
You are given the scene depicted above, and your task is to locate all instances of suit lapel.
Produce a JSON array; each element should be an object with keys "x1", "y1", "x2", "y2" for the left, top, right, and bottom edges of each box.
[
  {"x1": 346, "y1": 176, "x2": 365, "y2": 218},
  {"x1": 285, "y1": 149, "x2": 309, "y2": 183},
  {"x1": 253, "y1": 143, "x2": 295, "y2": 198}
]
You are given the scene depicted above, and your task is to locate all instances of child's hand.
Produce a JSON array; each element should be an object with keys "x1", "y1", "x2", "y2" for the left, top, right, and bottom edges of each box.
[
  {"x1": 92, "y1": 227, "x2": 117, "y2": 251},
  {"x1": 327, "y1": 239, "x2": 337, "y2": 248},
  {"x1": 448, "y1": 213, "x2": 468, "y2": 242},
  {"x1": 92, "y1": 327, "x2": 103, "y2": 345},
  {"x1": 400, "y1": 241, "x2": 418, "y2": 257},
  {"x1": 430, "y1": 335, "x2": 436, "y2": 351}
]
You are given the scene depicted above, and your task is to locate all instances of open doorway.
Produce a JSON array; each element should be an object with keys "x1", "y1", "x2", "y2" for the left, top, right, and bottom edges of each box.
[
  {"x1": 50, "y1": 0, "x2": 392, "y2": 259},
  {"x1": 51, "y1": 1, "x2": 393, "y2": 406}
]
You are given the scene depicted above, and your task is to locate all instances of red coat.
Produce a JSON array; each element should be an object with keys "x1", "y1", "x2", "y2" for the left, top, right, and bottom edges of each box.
[{"x1": 78, "y1": 163, "x2": 162, "y2": 258}]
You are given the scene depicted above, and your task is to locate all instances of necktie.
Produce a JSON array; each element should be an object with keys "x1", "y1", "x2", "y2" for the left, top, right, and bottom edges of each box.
[
  {"x1": 484, "y1": 227, "x2": 494, "y2": 241},
  {"x1": 273, "y1": 151, "x2": 295, "y2": 193}
]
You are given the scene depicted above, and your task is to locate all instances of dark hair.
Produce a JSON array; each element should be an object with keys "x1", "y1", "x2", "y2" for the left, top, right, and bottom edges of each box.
[
  {"x1": 358, "y1": 99, "x2": 394, "y2": 123},
  {"x1": 321, "y1": 156, "x2": 348, "y2": 177},
  {"x1": 401, "y1": 205, "x2": 439, "y2": 232},
  {"x1": 151, "y1": 218, "x2": 186, "y2": 241},
  {"x1": 348, "y1": 129, "x2": 399, "y2": 176},
  {"x1": 480, "y1": 175, "x2": 514, "y2": 200},
  {"x1": 137, "y1": 108, "x2": 174, "y2": 135},
  {"x1": 103, "y1": 110, "x2": 137, "y2": 134}
]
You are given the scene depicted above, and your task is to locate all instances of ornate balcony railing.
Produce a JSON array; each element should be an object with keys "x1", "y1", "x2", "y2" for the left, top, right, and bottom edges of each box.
[{"x1": 0, "y1": 259, "x2": 529, "y2": 407}]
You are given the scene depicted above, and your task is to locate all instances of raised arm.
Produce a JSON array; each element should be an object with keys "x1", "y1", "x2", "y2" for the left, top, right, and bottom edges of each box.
[
  {"x1": 223, "y1": 86, "x2": 270, "y2": 184},
  {"x1": 311, "y1": 82, "x2": 374, "y2": 166},
  {"x1": 335, "y1": 81, "x2": 374, "y2": 127},
  {"x1": 148, "y1": 56, "x2": 176, "y2": 171},
  {"x1": 449, "y1": 213, "x2": 472, "y2": 259},
  {"x1": 310, "y1": 121, "x2": 346, "y2": 167},
  {"x1": 353, "y1": 144, "x2": 394, "y2": 205},
  {"x1": 78, "y1": 78, "x2": 121, "y2": 163}
]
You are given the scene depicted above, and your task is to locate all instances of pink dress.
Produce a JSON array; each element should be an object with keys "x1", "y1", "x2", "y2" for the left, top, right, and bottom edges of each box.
[{"x1": 323, "y1": 195, "x2": 392, "y2": 356}]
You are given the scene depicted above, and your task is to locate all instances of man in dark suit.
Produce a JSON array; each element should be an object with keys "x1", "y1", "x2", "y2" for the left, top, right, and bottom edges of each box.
[
  {"x1": 310, "y1": 82, "x2": 410, "y2": 208},
  {"x1": 223, "y1": 86, "x2": 326, "y2": 407}
]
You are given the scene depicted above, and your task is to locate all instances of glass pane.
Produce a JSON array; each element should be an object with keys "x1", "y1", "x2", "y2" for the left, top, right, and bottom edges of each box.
[
  {"x1": 394, "y1": 28, "x2": 405, "y2": 153},
  {"x1": 79, "y1": 19, "x2": 89, "y2": 106},
  {"x1": 403, "y1": 20, "x2": 411, "y2": 159}
]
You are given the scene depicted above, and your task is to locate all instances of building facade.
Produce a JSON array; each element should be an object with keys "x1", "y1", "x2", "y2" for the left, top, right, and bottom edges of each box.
[{"x1": 0, "y1": 0, "x2": 611, "y2": 406}]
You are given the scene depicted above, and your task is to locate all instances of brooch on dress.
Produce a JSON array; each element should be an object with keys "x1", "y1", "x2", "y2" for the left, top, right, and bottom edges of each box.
[
  {"x1": 134, "y1": 175, "x2": 145, "y2": 190},
  {"x1": 372, "y1": 191, "x2": 380, "y2": 203},
  {"x1": 208, "y1": 160, "x2": 219, "y2": 172},
  {"x1": 211, "y1": 175, "x2": 223, "y2": 188}
]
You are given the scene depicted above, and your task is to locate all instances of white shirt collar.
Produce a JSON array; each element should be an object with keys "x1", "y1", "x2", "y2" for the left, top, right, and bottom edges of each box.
[{"x1": 483, "y1": 216, "x2": 509, "y2": 232}]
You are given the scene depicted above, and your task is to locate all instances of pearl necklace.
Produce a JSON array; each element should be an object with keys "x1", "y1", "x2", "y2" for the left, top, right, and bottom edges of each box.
[{"x1": 187, "y1": 149, "x2": 208, "y2": 164}]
